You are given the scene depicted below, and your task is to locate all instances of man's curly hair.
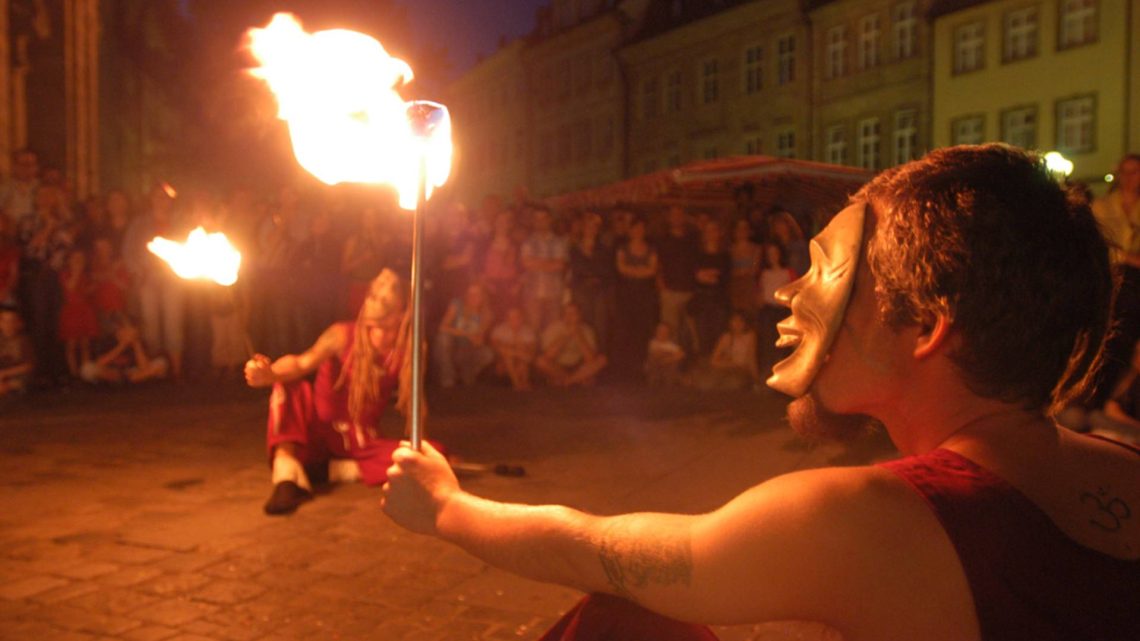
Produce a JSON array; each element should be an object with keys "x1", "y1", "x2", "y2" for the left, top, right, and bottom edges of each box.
[{"x1": 856, "y1": 144, "x2": 1113, "y2": 414}]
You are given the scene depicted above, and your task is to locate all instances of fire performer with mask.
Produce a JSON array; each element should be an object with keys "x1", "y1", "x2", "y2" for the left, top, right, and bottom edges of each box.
[
  {"x1": 382, "y1": 145, "x2": 1139, "y2": 640},
  {"x1": 246, "y1": 268, "x2": 434, "y2": 515}
]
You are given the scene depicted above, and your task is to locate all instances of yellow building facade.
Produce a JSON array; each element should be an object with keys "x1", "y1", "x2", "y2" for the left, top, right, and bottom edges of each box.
[
  {"x1": 621, "y1": 0, "x2": 811, "y2": 175},
  {"x1": 932, "y1": 0, "x2": 1137, "y2": 185},
  {"x1": 445, "y1": 41, "x2": 529, "y2": 206},
  {"x1": 809, "y1": 0, "x2": 933, "y2": 171}
]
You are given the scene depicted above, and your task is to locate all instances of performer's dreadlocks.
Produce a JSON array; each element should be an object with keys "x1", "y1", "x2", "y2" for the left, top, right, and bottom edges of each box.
[{"x1": 335, "y1": 269, "x2": 406, "y2": 425}]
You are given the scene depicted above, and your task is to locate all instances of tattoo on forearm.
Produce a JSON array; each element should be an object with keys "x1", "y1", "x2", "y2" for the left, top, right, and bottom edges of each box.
[
  {"x1": 1079, "y1": 487, "x2": 1132, "y2": 533},
  {"x1": 596, "y1": 521, "x2": 692, "y2": 599}
]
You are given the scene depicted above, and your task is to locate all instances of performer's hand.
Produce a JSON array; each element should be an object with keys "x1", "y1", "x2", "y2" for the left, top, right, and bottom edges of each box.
[
  {"x1": 244, "y1": 354, "x2": 275, "y2": 388},
  {"x1": 381, "y1": 441, "x2": 459, "y2": 536}
]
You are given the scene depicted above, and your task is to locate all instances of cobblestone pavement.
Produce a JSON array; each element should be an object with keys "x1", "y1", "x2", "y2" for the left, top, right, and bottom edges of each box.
[{"x1": 1, "y1": 381, "x2": 895, "y2": 641}]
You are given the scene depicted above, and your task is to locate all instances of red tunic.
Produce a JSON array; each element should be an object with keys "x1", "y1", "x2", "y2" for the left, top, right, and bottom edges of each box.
[
  {"x1": 879, "y1": 442, "x2": 1140, "y2": 641},
  {"x1": 58, "y1": 268, "x2": 99, "y2": 341}
]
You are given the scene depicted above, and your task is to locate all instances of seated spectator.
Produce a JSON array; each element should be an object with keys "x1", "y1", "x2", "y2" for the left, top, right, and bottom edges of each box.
[
  {"x1": 79, "y1": 323, "x2": 168, "y2": 385},
  {"x1": 689, "y1": 311, "x2": 761, "y2": 391},
  {"x1": 0, "y1": 305, "x2": 33, "y2": 397},
  {"x1": 89, "y1": 236, "x2": 131, "y2": 335},
  {"x1": 434, "y1": 282, "x2": 494, "y2": 387},
  {"x1": 491, "y1": 307, "x2": 537, "y2": 391},
  {"x1": 645, "y1": 322, "x2": 684, "y2": 387},
  {"x1": 536, "y1": 302, "x2": 607, "y2": 387}
]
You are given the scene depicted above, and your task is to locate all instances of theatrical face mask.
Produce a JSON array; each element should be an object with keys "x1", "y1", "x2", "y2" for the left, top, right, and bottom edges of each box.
[{"x1": 766, "y1": 203, "x2": 866, "y2": 397}]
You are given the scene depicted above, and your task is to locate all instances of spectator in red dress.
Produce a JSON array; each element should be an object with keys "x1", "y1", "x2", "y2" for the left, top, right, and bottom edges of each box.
[{"x1": 58, "y1": 248, "x2": 99, "y2": 378}]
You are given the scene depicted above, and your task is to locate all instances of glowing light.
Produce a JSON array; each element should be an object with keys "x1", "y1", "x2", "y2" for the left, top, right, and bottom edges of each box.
[
  {"x1": 1106, "y1": 173, "x2": 1115, "y2": 183},
  {"x1": 147, "y1": 227, "x2": 242, "y2": 287},
  {"x1": 247, "y1": 13, "x2": 453, "y2": 210},
  {"x1": 1044, "y1": 151, "x2": 1074, "y2": 178},
  {"x1": 162, "y1": 182, "x2": 178, "y2": 199}
]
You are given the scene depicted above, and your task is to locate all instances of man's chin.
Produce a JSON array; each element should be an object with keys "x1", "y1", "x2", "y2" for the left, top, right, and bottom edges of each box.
[{"x1": 786, "y1": 393, "x2": 877, "y2": 443}]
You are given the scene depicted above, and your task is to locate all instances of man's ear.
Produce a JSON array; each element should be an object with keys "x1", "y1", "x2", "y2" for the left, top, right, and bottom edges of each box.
[{"x1": 914, "y1": 312, "x2": 952, "y2": 359}]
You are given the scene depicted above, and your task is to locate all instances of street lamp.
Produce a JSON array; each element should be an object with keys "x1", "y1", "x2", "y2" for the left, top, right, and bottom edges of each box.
[{"x1": 1044, "y1": 151, "x2": 1074, "y2": 181}]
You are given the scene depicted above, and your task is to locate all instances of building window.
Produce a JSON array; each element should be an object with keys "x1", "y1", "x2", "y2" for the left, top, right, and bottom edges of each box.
[
  {"x1": 744, "y1": 135, "x2": 763, "y2": 155},
  {"x1": 599, "y1": 116, "x2": 615, "y2": 158},
  {"x1": 893, "y1": 109, "x2": 918, "y2": 164},
  {"x1": 642, "y1": 77, "x2": 659, "y2": 120},
  {"x1": 701, "y1": 58, "x2": 720, "y2": 104},
  {"x1": 892, "y1": 1, "x2": 918, "y2": 60},
  {"x1": 778, "y1": 35, "x2": 796, "y2": 85},
  {"x1": 951, "y1": 115, "x2": 985, "y2": 145},
  {"x1": 744, "y1": 45, "x2": 764, "y2": 94},
  {"x1": 1059, "y1": 0, "x2": 1097, "y2": 48},
  {"x1": 857, "y1": 118, "x2": 881, "y2": 170},
  {"x1": 1056, "y1": 95, "x2": 1095, "y2": 153},
  {"x1": 776, "y1": 128, "x2": 796, "y2": 158},
  {"x1": 953, "y1": 21, "x2": 985, "y2": 74},
  {"x1": 826, "y1": 26, "x2": 847, "y2": 79},
  {"x1": 666, "y1": 70, "x2": 683, "y2": 112},
  {"x1": 597, "y1": 57, "x2": 614, "y2": 88},
  {"x1": 825, "y1": 125, "x2": 847, "y2": 165},
  {"x1": 860, "y1": 15, "x2": 881, "y2": 70},
  {"x1": 1003, "y1": 6, "x2": 1039, "y2": 62},
  {"x1": 1001, "y1": 106, "x2": 1038, "y2": 150}
]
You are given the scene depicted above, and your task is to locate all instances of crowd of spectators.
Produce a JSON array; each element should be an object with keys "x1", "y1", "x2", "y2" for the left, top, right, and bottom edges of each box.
[{"x1": 0, "y1": 146, "x2": 814, "y2": 401}]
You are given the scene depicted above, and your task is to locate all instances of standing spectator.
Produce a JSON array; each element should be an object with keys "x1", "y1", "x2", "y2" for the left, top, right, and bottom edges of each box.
[
  {"x1": 0, "y1": 149, "x2": 39, "y2": 227},
  {"x1": 342, "y1": 206, "x2": 390, "y2": 317},
  {"x1": 90, "y1": 236, "x2": 131, "y2": 336},
  {"x1": 645, "y1": 321, "x2": 684, "y2": 387},
  {"x1": 122, "y1": 183, "x2": 187, "y2": 379},
  {"x1": 434, "y1": 282, "x2": 494, "y2": 388},
  {"x1": 104, "y1": 189, "x2": 133, "y2": 253},
  {"x1": 568, "y1": 211, "x2": 614, "y2": 354},
  {"x1": 0, "y1": 215, "x2": 20, "y2": 306},
  {"x1": 756, "y1": 242, "x2": 796, "y2": 374},
  {"x1": 481, "y1": 210, "x2": 520, "y2": 319},
  {"x1": 18, "y1": 185, "x2": 73, "y2": 385},
  {"x1": 294, "y1": 207, "x2": 343, "y2": 344},
  {"x1": 612, "y1": 216, "x2": 659, "y2": 378},
  {"x1": 1093, "y1": 153, "x2": 1140, "y2": 406},
  {"x1": 58, "y1": 248, "x2": 99, "y2": 377},
  {"x1": 655, "y1": 206, "x2": 698, "y2": 351},
  {"x1": 689, "y1": 220, "x2": 732, "y2": 356},
  {"x1": 491, "y1": 306, "x2": 537, "y2": 391},
  {"x1": 536, "y1": 302, "x2": 607, "y2": 387},
  {"x1": 520, "y1": 207, "x2": 568, "y2": 333},
  {"x1": 769, "y1": 210, "x2": 809, "y2": 277},
  {"x1": 728, "y1": 218, "x2": 761, "y2": 316},
  {"x1": 435, "y1": 203, "x2": 478, "y2": 311},
  {"x1": 0, "y1": 304, "x2": 33, "y2": 397}
]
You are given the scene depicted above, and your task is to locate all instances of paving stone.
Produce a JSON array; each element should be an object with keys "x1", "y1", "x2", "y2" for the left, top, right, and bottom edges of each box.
[
  {"x1": 50, "y1": 561, "x2": 122, "y2": 581},
  {"x1": 65, "y1": 587, "x2": 160, "y2": 615},
  {"x1": 188, "y1": 579, "x2": 266, "y2": 606},
  {"x1": 37, "y1": 603, "x2": 144, "y2": 636},
  {"x1": 136, "y1": 573, "x2": 213, "y2": 597},
  {"x1": 93, "y1": 543, "x2": 174, "y2": 565},
  {"x1": 99, "y1": 565, "x2": 165, "y2": 588},
  {"x1": 0, "y1": 574, "x2": 70, "y2": 599},
  {"x1": 130, "y1": 598, "x2": 217, "y2": 627},
  {"x1": 120, "y1": 624, "x2": 180, "y2": 641},
  {"x1": 30, "y1": 580, "x2": 101, "y2": 605}
]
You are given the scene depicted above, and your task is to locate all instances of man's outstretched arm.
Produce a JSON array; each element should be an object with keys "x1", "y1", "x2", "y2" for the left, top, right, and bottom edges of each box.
[{"x1": 381, "y1": 442, "x2": 941, "y2": 633}]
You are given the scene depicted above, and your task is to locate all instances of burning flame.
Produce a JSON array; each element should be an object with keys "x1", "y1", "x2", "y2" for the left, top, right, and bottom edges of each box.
[
  {"x1": 247, "y1": 13, "x2": 452, "y2": 210},
  {"x1": 147, "y1": 227, "x2": 242, "y2": 287}
]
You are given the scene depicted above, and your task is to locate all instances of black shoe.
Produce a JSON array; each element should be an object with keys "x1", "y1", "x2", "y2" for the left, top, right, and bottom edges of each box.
[{"x1": 263, "y1": 481, "x2": 313, "y2": 515}]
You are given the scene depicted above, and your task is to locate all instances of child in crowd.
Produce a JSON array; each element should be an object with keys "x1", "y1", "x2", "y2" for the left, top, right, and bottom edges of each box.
[
  {"x1": 645, "y1": 322, "x2": 685, "y2": 387},
  {"x1": 0, "y1": 305, "x2": 33, "y2": 397},
  {"x1": 90, "y1": 236, "x2": 131, "y2": 334},
  {"x1": 690, "y1": 311, "x2": 761, "y2": 391},
  {"x1": 79, "y1": 322, "x2": 168, "y2": 385},
  {"x1": 58, "y1": 248, "x2": 99, "y2": 377},
  {"x1": 490, "y1": 307, "x2": 537, "y2": 391}
]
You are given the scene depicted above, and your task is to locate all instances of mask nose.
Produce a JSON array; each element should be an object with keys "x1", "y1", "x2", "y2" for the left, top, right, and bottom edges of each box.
[{"x1": 774, "y1": 276, "x2": 805, "y2": 309}]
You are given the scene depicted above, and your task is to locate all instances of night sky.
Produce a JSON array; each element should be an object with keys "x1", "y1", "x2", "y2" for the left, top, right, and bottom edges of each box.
[{"x1": 403, "y1": 0, "x2": 546, "y2": 75}]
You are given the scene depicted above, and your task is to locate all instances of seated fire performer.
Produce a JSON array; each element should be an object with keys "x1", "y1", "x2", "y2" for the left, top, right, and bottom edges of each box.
[
  {"x1": 246, "y1": 268, "x2": 436, "y2": 515},
  {"x1": 381, "y1": 145, "x2": 1140, "y2": 640}
]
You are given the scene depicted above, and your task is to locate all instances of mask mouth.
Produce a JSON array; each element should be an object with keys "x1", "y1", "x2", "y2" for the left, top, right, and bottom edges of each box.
[{"x1": 774, "y1": 320, "x2": 802, "y2": 349}]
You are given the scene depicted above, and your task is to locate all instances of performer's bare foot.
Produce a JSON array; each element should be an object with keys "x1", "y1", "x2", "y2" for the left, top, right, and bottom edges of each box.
[{"x1": 263, "y1": 481, "x2": 312, "y2": 515}]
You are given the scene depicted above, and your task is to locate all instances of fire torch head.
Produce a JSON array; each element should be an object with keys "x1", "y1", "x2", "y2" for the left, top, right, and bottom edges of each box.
[{"x1": 406, "y1": 101, "x2": 449, "y2": 139}]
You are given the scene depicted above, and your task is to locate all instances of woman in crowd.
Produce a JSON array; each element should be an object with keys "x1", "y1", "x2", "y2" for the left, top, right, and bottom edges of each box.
[
  {"x1": 755, "y1": 242, "x2": 796, "y2": 373},
  {"x1": 688, "y1": 219, "x2": 732, "y2": 357},
  {"x1": 612, "y1": 215, "x2": 659, "y2": 379},
  {"x1": 768, "y1": 210, "x2": 809, "y2": 277},
  {"x1": 728, "y1": 217, "x2": 760, "y2": 317},
  {"x1": 690, "y1": 310, "x2": 761, "y2": 391},
  {"x1": 434, "y1": 282, "x2": 495, "y2": 388},
  {"x1": 568, "y1": 210, "x2": 614, "y2": 354},
  {"x1": 480, "y1": 210, "x2": 520, "y2": 320}
]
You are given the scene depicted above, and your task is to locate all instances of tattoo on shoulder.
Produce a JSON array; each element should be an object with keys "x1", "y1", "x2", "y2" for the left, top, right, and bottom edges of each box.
[
  {"x1": 1079, "y1": 486, "x2": 1132, "y2": 533},
  {"x1": 596, "y1": 521, "x2": 692, "y2": 600}
]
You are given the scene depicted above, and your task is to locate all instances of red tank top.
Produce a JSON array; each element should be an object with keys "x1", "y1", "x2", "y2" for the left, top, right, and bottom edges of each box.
[
  {"x1": 314, "y1": 321, "x2": 402, "y2": 426},
  {"x1": 879, "y1": 443, "x2": 1140, "y2": 641}
]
